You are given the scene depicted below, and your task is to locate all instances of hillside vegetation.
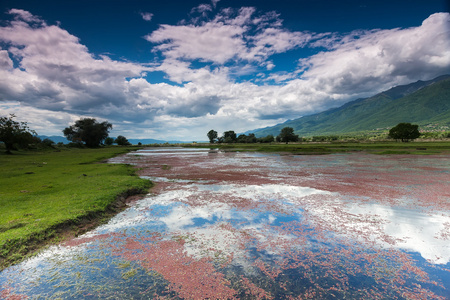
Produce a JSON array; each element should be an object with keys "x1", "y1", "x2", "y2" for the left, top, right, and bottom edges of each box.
[{"x1": 251, "y1": 75, "x2": 450, "y2": 137}]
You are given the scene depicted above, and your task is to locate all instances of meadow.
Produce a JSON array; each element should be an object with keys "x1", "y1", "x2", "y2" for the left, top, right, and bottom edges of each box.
[
  {"x1": 191, "y1": 140, "x2": 450, "y2": 155},
  {"x1": 0, "y1": 147, "x2": 151, "y2": 270}
]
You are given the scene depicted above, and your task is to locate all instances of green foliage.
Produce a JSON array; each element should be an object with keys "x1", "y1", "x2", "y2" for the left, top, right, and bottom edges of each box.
[
  {"x1": 223, "y1": 131, "x2": 237, "y2": 143},
  {"x1": 63, "y1": 118, "x2": 112, "y2": 147},
  {"x1": 207, "y1": 129, "x2": 218, "y2": 143},
  {"x1": 388, "y1": 123, "x2": 420, "y2": 142},
  {"x1": 104, "y1": 137, "x2": 114, "y2": 146},
  {"x1": 0, "y1": 114, "x2": 37, "y2": 154},
  {"x1": 0, "y1": 147, "x2": 151, "y2": 269},
  {"x1": 115, "y1": 135, "x2": 131, "y2": 146},
  {"x1": 258, "y1": 135, "x2": 274, "y2": 143},
  {"x1": 278, "y1": 127, "x2": 299, "y2": 144},
  {"x1": 237, "y1": 133, "x2": 257, "y2": 143}
]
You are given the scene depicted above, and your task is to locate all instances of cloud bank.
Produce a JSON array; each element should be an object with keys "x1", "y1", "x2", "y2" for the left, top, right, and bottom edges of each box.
[{"x1": 0, "y1": 6, "x2": 449, "y2": 140}]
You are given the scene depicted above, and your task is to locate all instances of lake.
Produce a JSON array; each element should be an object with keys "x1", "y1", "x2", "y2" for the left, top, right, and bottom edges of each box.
[{"x1": 1, "y1": 148, "x2": 449, "y2": 299}]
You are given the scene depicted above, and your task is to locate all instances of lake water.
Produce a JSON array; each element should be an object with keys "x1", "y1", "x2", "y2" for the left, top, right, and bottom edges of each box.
[{"x1": 1, "y1": 148, "x2": 449, "y2": 299}]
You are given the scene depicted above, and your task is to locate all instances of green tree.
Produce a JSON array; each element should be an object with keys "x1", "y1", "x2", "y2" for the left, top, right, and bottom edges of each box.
[
  {"x1": 0, "y1": 114, "x2": 37, "y2": 154},
  {"x1": 388, "y1": 123, "x2": 421, "y2": 142},
  {"x1": 207, "y1": 129, "x2": 218, "y2": 143},
  {"x1": 63, "y1": 118, "x2": 112, "y2": 147},
  {"x1": 42, "y1": 138, "x2": 55, "y2": 147},
  {"x1": 223, "y1": 131, "x2": 237, "y2": 143},
  {"x1": 115, "y1": 135, "x2": 131, "y2": 146},
  {"x1": 279, "y1": 127, "x2": 299, "y2": 144},
  {"x1": 104, "y1": 137, "x2": 114, "y2": 146},
  {"x1": 258, "y1": 135, "x2": 274, "y2": 143}
]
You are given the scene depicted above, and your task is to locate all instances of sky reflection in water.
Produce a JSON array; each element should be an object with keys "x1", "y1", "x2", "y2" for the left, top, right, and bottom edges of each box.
[{"x1": 1, "y1": 148, "x2": 449, "y2": 299}]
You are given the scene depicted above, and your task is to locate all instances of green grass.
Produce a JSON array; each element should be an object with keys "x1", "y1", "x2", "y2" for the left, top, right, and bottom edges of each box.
[
  {"x1": 189, "y1": 141, "x2": 450, "y2": 155},
  {"x1": 0, "y1": 147, "x2": 152, "y2": 270}
]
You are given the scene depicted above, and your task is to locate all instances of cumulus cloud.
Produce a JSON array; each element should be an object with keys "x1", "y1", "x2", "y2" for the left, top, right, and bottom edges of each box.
[
  {"x1": 0, "y1": 7, "x2": 449, "y2": 141},
  {"x1": 146, "y1": 6, "x2": 312, "y2": 67},
  {"x1": 0, "y1": 9, "x2": 148, "y2": 116},
  {"x1": 299, "y1": 13, "x2": 450, "y2": 95}
]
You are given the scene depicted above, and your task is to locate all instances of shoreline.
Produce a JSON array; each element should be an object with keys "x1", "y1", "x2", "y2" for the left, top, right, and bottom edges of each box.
[
  {"x1": 0, "y1": 185, "x2": 151, "y2": 272},
  {"x1": 0, "y1": 148, "x2": 152, "y2": 271}
]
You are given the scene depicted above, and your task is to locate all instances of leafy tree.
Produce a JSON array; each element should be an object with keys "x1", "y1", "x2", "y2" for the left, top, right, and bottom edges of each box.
[
  {"x1": 104, "y1": 137, "x2": 114, "y2": 146},
  {"x1": 0, "y1": 114, "x2": 37, "y2": 154},
  {"x1": 223, "y1": 131, "x2": 237, "y2": 143},
  {"x1": 207, "y1": 129, "x2": 218, "y2": 143},
  {"x1": 236, "y1": 133, "x2": 258, "y2": 143},
  {"x1": 42, "y1": 138, "x2": 55, "y2": 147},
  {"x1": 258, "y1": 135, "x2": 274, "y2": 143},
  {"x1": 388, "y1": 123, "x2": 420, "y2": 142},
  {"x1": 115, "y1": 135, "x2": 131, "y2": 146},
  {"x1": 63, "y1": 118, "x2": 112, "y2": 147},
  {"x1": 278, "y1": 127, "x2": 299, "y2": 144}
]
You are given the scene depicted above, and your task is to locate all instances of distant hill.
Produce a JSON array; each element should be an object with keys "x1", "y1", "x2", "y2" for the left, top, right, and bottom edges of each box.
[
  {"x1": 39, "y1": 136, "x2": 187, "y2": 145},
  {"x1": 38, "y1": 135, "x2": 71, "y2": 144},
  {"x1": 250, "y1": 75, "x2": 450, "y2": 137}
]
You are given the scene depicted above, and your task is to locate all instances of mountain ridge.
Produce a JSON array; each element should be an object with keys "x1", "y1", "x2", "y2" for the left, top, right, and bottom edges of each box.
[{"x1": 250, "y1": 74, "x2": 450, "y2": 137}]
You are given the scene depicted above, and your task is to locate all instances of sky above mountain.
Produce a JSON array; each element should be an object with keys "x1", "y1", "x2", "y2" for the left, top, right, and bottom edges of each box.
[{"x1": 0, "y1": 0, "x2": 449, "y2": 141}]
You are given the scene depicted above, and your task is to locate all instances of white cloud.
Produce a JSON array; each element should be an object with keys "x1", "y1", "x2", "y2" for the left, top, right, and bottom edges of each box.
[
  {"x1": 8, "y1": 8, "x2": 45, "y2": 24},
  {"x1": 140, "y1": 12, "x2": 153, "y2": 22},
  {"x1": 146, "y1": 6, "x2": 312, "y2": 66},
  {"x1": 0, "y1": 10, "x2": 148, "y2": 115},
  {"x1": 299, "y1": 13, "x2": 450, "y2": 94},
  {"x1": 0, "y1": 8, "x2": 449, "y2": 141}
]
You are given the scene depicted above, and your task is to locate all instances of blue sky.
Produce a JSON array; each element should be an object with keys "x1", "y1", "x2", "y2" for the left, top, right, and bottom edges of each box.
[{"x1": 0, "y1": 0, "x2": 449, "y2": 141}]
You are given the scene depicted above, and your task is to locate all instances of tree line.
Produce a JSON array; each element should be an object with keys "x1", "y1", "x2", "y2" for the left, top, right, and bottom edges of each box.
[
  {"x1": 0, "y1": 113, "x2": 426, "y2": 154},
  {"x1": 207, "y1": 127, "x2": 300, "y2": 144},
  {"x1": 0, "y1": 115, "x2": 131, "y2": 154},
  {"x1": 208, "y1": 123, "x2": 423, "y2": 144}
]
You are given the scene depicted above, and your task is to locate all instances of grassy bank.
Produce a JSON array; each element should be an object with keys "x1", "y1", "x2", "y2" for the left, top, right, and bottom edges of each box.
[
  {"x1": 0, "y1": 147, "x2": 152, "y2": 270},
  {"x1": 188, "y1": 140, "x2": 450, "y2": 155}
]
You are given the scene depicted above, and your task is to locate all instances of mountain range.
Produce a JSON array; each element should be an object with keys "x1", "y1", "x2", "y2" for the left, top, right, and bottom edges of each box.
[
  {"x1": 249, "y1": 74, "x2": 450, "y2": 137},
  {"x1": 38, "y1": 135, "x2": 187, "y2": 145}
]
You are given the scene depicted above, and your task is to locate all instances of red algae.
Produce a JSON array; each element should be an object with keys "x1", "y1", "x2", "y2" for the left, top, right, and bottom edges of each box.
[
  {"x1": 0, "y1": 287, "x2": 28, "y2": 300},
  {"x1": 108, "y1": 149, "x2": 449, "y2": 298}
]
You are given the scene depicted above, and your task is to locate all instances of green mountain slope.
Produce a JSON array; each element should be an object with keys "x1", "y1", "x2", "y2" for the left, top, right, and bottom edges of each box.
[{"x1": 252, "y1": 75, "x2": 450, "y2": 137}]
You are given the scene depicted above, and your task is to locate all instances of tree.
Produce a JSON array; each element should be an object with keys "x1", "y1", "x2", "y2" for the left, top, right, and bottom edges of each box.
[
  {"x1": 115, "y1": 135, "x2": 131, "y2": 146},
  {"x1": 207, "y1": 129, "x2": 218, "y2": 143},
  {"x1": 223, "y1": 131, "x2": 237, "y2": 143},
  {"x1": 0, "y1": 114, "x2": 37, "y2": 154},
  {"x1": 278, "y1": 127, "x2": 299, "y2": 144},
  {"x1": 63, "y1": 118, "x2": 112, "y2": 147},
  {"x1": 104, "y1": 137, "x2": 114, "y2": 146},
  {"x1": 258, "y1": 135, "x2": 274, "y2": 143},
  {"x1": 388, "y1": 123, "x2": 421, "y2": 142}
]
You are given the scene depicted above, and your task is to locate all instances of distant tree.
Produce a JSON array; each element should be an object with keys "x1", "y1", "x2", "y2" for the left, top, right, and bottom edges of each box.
[
  {"x1": 258, "y1": 135, "x2": 274, "y2": 143},
  {"x1": 388, "y1": 123, "x2": 421, "y2": 142},
  {"x1": 115, "y1": 135, "x2": 131, "y2": 146},
  {"x1": 279, "y1": 127, "x2": 299, "y2": 144},
  {"x1": 0, "y1": 114, "x2": 37, "y2": 154},
  {"x1": 63, "y1": 118, "x2": 112, "y2": 147},
  {"x1": 104, "y1": 137, "x2": 114, "y2": 146},
  {"x1": 42, "y1": 138, "x2": 55, "y2": 147},
  {"x1": 223, "y1": 131, "x2": 237, "y2": 143},
  {"x1": 207, "y1": 129, "x2": 218, "y2": 143}
]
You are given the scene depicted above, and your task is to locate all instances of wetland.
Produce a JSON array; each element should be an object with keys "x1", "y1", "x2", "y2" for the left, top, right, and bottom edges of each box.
[{"x1": 1, "y1": 147, "x2": 449, "y2": 299}]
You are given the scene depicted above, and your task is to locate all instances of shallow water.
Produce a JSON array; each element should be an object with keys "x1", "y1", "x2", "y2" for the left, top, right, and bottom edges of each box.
[{"x1": 1, "y1": 148, "x2": 449, "y2": 299}]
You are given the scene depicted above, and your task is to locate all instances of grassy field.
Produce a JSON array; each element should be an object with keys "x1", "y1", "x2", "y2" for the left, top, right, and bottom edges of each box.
[
  {"x1": 188, "y1": 140, "x2": 450, "y2": 155},
  {"x1": 0, "y1": 147, "x2": 152, "y2": 270}
]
